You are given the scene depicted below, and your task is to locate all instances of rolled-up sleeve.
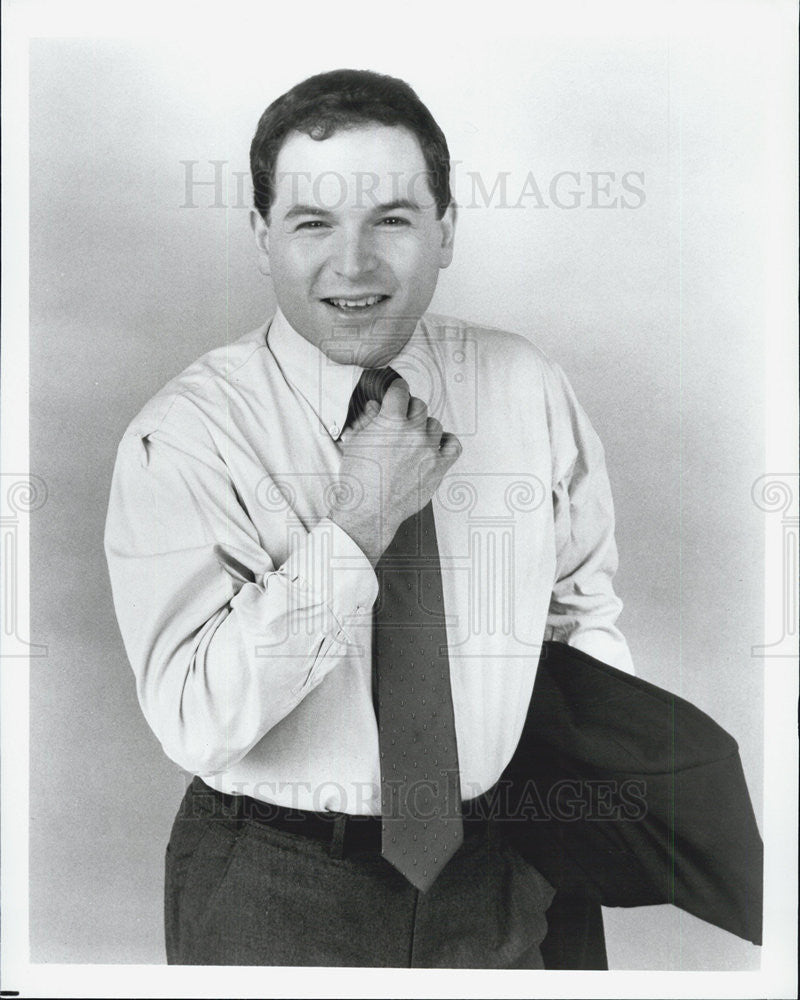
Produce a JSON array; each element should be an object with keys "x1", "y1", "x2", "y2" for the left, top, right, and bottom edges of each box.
[
  {"x1": 541, "y1": 360, "x2": 635, "y2": 674},
  {"x1": 104, "y1": 422, "x2": 378, "y2": 776}
]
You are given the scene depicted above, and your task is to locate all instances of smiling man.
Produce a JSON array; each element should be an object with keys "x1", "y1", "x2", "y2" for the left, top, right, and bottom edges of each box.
[
  {"x1": 104, "y1": 69, "x2": 633, "y2": 968},
  {"x1": 257, "y1": 122, "x2": 453, "y2": 369}
]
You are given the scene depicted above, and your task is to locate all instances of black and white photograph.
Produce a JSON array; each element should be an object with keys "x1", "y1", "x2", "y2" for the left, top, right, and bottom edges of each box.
[{"x1": 1, "y1": 0, "x2": 797, "y2": 997}]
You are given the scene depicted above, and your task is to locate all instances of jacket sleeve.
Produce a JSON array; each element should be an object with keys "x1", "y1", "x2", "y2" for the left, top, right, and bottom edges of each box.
[
  {"x1": 104, "y1": 418, "x2": 378, "y2": 776},
  {"x1": 541, "y1": 359, "x2": 635, "y2": 674}
]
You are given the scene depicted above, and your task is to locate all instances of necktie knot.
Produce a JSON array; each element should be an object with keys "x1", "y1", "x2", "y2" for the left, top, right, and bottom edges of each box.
[{"x1": 346, "y1": 367, "x2": 401, "y2": 427}]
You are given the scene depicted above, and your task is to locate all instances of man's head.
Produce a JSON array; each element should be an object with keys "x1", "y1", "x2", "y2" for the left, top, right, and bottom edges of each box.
[
  {"x1": 249, "y1": 69, "x2": 456, "y2": 366},
  {"x1": 250, "y1": 69, "x2": 452, "y2": 224}
]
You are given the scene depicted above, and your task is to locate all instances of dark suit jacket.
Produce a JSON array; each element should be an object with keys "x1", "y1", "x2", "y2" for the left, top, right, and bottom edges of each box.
[{"x1": 501, "y1": 642, "x2": 763, "y2": 969}]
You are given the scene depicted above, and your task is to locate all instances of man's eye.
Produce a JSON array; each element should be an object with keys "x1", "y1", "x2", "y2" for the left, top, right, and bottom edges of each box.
[
  {"x1": 295, "y1": 220, "x2": 328, "y2": 230},
  {"x1": 379, "y1": 216, "x2": 410, "y2": 227}
]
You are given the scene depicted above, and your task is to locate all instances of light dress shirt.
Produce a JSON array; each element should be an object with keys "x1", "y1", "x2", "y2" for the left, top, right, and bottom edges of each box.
[{"x1": 104, "y1": 308, "x2": 633, "y2": 815}]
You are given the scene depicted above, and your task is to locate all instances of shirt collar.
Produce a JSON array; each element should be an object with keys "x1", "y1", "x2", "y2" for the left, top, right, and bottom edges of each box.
[
  {"x1": 267, "y1": 307, "x2": 359, "y2": 440},
  {"x1": 267, "y1": 307, "x2": 431, "y2": 439},
  {"x1": 389, "y1": 318, "x2": 437, "y2": 408}
]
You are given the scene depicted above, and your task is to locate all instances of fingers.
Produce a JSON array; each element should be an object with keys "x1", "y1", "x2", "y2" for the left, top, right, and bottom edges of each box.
[
  {"x1": 380, "y1": 381, "x2": 433, "y2": 429},
  {"x1": 381, "y1": 378, "x2": 411, "y2": 418},
  {"x1": 426, "y1": 416, "x2": 443, "y2": 440},
  {"x1": 348, "y1": 381, "x2": 459, "y2": 469},
  {"x1": 407, "y1": 396, "x2": 428, "y2": 422},
  {"x1": 438, "y1": 432, "x2": 462, "y2": 465}
]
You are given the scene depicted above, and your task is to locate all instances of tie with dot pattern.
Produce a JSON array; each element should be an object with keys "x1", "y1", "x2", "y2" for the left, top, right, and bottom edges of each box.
[{"x1": 345, "y1": 367, "x2": 463, "y2": 892}]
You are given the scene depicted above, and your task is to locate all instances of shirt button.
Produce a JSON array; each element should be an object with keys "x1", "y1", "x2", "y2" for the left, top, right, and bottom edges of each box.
[{"x1": 331, "y1": 423, "x2": 340, "y2": 437}]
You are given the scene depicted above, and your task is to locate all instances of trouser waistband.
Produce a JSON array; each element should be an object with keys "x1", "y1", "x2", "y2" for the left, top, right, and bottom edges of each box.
[{"x1": 192, "y1": 777, "x2": 495, "y2": 859}]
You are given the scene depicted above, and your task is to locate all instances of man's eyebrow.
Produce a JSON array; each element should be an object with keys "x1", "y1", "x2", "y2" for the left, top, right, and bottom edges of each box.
[
  {"x1": 283, "y1": 204, "x2": 333, "y2": 220},
  {"x1": 370, "y1": 199, "x2": 422, "y2": 214},
  {"x1": 282, "y1": 198, "x2": 423, "y2": 221}
]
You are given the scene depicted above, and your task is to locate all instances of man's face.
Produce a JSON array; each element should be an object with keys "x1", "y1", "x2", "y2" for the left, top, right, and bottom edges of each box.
[{"x1": 251, "y1": 124, "x2": 455, "y2": 367}]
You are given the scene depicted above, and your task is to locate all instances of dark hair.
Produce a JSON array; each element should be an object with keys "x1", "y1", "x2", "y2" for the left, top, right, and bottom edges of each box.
[{"x1": 249, "y1": 68, "x2": 452, "y2": 221}]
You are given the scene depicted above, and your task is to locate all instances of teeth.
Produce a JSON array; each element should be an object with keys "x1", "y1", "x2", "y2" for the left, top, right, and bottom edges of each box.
[{"x1": 327, "y1": 295, "x2": 383, "y2": 308}]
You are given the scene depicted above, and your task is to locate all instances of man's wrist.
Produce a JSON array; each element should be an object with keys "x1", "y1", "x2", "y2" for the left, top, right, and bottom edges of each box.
[{"x1": 327, "y1": 507, "x2": 386, "y2": 567}]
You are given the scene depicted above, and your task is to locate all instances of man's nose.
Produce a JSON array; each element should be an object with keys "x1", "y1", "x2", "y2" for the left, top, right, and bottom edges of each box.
[{"x1": 330, "y1": 230, "x2": 379, "y2": 280}]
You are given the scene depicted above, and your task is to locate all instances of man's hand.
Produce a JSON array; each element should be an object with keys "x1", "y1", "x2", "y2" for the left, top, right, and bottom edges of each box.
[{"x1": 329, "y1": 379, "x2": 462, "y2": 566}]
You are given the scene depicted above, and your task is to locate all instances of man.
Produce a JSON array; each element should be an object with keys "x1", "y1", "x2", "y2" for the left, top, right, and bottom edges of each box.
[{"x1": 104, "y1": 68, "x2": 633, "y2": 968}]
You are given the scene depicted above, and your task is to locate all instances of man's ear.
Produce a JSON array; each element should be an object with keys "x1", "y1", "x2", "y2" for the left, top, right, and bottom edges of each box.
[
  {"x1": 250, "y1": 208, "x2": 271, "y2": 276},
  {"x1": 438, "y1": 201, "x2": 457, "y2": 269}
]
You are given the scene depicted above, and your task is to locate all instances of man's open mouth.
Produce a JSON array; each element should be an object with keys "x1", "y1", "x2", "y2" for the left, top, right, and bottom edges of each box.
[{"x1": 322, "y1": 295, "x2": 390, "y2": 311}]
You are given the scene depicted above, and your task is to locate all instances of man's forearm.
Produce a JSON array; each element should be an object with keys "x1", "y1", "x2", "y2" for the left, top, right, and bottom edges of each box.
[{"x1": 105, "y1": 431, "x2": 378, "y2": 775}]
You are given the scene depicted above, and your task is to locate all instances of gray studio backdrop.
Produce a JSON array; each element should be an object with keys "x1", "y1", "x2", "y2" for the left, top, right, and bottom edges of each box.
[{"x1": 30, "y1": 35, "x2": 766, "y2": 968}]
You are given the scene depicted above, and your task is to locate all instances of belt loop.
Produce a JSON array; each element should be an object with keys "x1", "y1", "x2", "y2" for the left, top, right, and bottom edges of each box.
[{"x1": 330, "y1": 814, "x2": 347, "y2": 859}]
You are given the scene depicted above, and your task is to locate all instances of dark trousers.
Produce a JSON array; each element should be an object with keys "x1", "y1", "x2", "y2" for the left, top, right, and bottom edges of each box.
[{"x1": 165, "y1": 777, "x2": 555, "y2": 968}]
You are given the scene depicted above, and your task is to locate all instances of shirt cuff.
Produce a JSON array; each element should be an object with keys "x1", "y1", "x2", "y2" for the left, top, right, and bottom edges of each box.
[
  {"x1": 544, "y1": 623, "x2": 636, "y2": 675},
  {"x1": 280, "y1": 518, "x2": 379, "y2": 641}
]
